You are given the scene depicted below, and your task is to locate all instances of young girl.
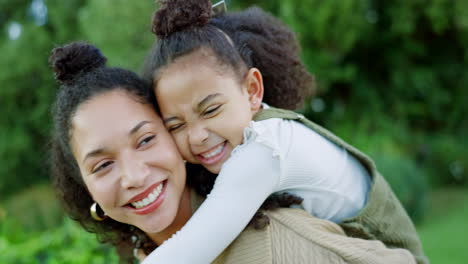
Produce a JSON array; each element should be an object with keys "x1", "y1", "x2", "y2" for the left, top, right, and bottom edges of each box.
[{"x1": 141, "y1": 1, "x2": 428, "y2": 263}]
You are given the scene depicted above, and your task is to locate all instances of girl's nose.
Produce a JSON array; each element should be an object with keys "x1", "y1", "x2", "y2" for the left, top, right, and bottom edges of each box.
[{"x1": 188, "y1": 124, "x2": 209, "y2": 146}]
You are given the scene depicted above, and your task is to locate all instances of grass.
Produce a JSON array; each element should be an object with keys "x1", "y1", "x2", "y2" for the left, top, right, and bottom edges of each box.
[{"x1": 416, "y1": 187, "x2": 468, "y2": 264}]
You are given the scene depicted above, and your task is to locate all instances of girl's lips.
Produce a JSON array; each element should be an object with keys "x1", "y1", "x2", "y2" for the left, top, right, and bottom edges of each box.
[
  {"x1": 196, "y1": 141, "x2": 228, "y2": 166},
  {"x1": 126, "y1": 180, "x2": 167, "y2": 215}
]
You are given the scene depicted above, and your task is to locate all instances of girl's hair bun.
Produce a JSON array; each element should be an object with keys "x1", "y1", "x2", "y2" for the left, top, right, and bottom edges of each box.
[
  {"x1": 152, "y1": 0, "x2": 212, "y2": 38},
  {"x1": 49, "y1": 42, "x2": 107, "y2": 84}
]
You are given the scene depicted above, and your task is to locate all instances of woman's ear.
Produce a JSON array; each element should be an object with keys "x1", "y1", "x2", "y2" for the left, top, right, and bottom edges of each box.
[{"x1": 244, "y1": 68, "x2": 264, "y2": 114}]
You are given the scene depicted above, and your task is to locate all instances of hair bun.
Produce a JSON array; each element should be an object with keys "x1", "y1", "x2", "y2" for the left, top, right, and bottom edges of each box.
[
  {"x1": 152, "y1": 0, "x2": 212, "y2": 38},
  {"x1": 49, "y1": 42, "x2": 107, "y2": 84}
]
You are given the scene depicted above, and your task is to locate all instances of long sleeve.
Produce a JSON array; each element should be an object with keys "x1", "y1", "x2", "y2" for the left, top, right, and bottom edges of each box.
[
  {"x1": 141, "y1": 140, "x2": 282, "y2": 264},
  {"x1": 266, "y1": 118, "x2": 371, "y2": 222}
]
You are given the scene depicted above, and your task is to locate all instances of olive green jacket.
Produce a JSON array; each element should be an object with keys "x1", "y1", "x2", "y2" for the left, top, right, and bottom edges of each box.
[{"x1": 253, "y1": 107, "x2": 429, "y2": 264}]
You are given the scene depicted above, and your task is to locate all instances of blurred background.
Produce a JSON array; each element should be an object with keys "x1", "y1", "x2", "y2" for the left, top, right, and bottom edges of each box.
[{"x1": 0, "y1": 0, "x2": 467, "y2": 263}]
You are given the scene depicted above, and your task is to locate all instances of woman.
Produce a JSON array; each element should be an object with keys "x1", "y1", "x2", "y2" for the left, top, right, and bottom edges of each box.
[{"x1": 49, "y1": 42, "x2": 414, "y2": 263}]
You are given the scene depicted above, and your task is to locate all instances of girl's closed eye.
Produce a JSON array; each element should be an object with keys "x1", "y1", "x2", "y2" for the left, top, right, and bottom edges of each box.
[
  {"x1": 167, "y1": 122, "x2": 185, "y2": 133},
  {"x1": 203, "y1": 104, "x2": 222, "y2": 118}
]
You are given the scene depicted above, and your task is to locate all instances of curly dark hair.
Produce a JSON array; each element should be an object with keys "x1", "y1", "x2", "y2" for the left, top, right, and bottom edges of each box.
[
  {"x1": 142, "y1": 0, "x2": 314, "y2": 110},
  {"x1": 49, "y1": 41, "x2": 159, "y2": 263}
]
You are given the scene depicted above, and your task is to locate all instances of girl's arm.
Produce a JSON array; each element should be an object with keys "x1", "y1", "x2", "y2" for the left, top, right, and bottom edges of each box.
[{"x1": 141, "y1": 141, "x2": 281, "y2": 264}]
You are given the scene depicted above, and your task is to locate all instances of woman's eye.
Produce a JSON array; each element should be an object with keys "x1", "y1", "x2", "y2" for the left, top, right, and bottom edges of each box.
[
  {"x1": 92, "y1": 161, "x2": 113, "y2": 174},
  {"x1": 203, "y1": 105, "x2": 221, "y2": 117},
  {"x1": 138, "y1": 135, "x2": 156, "y2": 148}
]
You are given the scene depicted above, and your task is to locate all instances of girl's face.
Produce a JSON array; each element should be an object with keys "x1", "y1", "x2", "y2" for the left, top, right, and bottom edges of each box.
[
  {"x1": 155, "y1": 50, "x2": 263, "y2": 174},
  {"x1": 70, "y1": 90, "x2": 186, "y2": 234}
]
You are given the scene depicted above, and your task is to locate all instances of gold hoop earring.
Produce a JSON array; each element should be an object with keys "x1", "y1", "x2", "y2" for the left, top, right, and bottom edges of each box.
[{"x1": 90, "y1": 202, "x2": 107, "y2": 221}]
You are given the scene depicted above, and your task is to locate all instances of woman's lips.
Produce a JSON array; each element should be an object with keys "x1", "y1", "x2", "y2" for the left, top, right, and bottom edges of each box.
[
  {"x1": 196, "y1": 141, "x2": 228, "y2": 166},
  {"x1": 127, "y1": 182, "x2": 161, "y2": 204},
  {"x1": 126, "y1": 181, "x2": 167, "y2": 215}
]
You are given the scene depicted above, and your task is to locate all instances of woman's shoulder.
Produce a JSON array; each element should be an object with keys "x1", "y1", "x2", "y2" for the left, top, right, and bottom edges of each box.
[
  {"x1": 213, "y1": 208, "x2": 348, "y2": 264},
  {"x1": 266, "y1": 208, "x2": 415, "y2": 264},
  {"x1": 214, "y1": 207, "x2": 415, "y2": 264}
]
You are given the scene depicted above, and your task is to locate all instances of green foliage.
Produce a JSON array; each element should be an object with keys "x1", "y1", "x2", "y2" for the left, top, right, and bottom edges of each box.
[
  {"x1": 78, "y1": 0, "x2": 155, "y2": 70},
  {"x1": 2, "y1": 185, "x2": 63, "y2": 235},
  {"x1": 0, "y1": 217, "x2": 118, "y2": 264},
  {"x1": 0, "y1": 185, "x2": 117, "y2": 263},
  {"x1": 0, "y1": 0, "x2": 87, "y2": 198},
  {"x1": 0, "y1": 0, "x2": 155, "y2": 198},
  {"x1": 324, "y1": 116, "x2": 428, "y2": 222},
  {"x1": 418, "y1": 187, "x2": 468, "y2": 264}
]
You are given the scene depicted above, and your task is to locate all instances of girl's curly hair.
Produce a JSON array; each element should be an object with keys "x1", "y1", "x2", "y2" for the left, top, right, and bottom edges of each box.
[{"x1": 142, "y1": 0, "x2": 315, "y2": 110}]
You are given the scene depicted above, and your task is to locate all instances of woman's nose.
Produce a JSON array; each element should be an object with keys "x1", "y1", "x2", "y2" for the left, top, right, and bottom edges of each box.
[{"x1": 120, "y1": 154, "x2": 149, "y2": 189}]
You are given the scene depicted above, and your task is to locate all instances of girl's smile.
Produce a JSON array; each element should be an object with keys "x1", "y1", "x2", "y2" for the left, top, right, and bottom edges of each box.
[{"x1": 195, "y1": 141, "x2": 228, "y2": 165}]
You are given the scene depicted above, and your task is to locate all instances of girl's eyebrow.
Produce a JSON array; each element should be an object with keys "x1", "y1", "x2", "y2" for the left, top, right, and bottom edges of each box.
[{"x1": 197, "y1": 93, "x2": 222, "y2": 111}]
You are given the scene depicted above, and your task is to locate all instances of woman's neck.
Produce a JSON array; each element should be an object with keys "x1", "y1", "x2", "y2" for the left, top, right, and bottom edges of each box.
[{"x1": 147, "y1": 187, "x2": 192, "y2": 245}]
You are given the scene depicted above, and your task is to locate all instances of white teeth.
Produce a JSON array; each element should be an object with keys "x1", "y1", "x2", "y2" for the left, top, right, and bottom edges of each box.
[
  {"x1": 131, "y1": 183, "x2": 164, "y2": 209},
  {"x1": 201, "y1": 144, "x2": 224, "y2": 159}
]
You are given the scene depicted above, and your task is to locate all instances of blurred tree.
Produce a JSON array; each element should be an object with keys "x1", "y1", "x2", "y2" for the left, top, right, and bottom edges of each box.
[
  {"x1": 0, "y1": 0, "x2": 85, "y2": 198},
  {"x1": 78, "y1": 0, "x2": 155, "y2": 70},
  {"x1": 0, "y1": 0, "x2": 154, "y2": 198}
]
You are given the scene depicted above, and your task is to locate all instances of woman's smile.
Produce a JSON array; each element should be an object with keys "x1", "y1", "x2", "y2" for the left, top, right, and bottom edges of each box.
[{"x1": 126, "y1": 180, "x2": 168, "y2": 215}]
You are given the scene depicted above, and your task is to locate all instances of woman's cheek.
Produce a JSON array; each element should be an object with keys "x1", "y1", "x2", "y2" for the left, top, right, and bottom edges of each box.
[{"x1": 87, "y1": 176, "x2": 119, "y2": 213}]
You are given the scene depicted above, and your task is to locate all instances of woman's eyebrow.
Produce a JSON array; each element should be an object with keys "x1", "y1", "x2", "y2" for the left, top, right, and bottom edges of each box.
[
  {"x1": 82, "y1": 147, "x2": 107, "y2": 164},
  {"x1": 129, "y1": 120, "x2": 151, "y2": 135}
]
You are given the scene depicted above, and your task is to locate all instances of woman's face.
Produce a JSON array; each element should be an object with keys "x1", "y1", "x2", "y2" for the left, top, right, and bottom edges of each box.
[{"x1": 70, "y1": 90, "x2": 186, "y2": 234}]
